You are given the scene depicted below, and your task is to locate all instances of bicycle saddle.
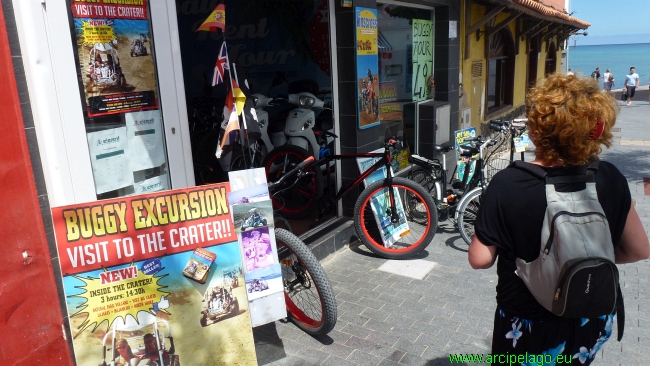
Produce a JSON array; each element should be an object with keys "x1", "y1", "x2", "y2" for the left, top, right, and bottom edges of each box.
[
  {"x1": 433, "y1": 145, "x2": 454, "y2": 153},
  {"x1": 458, "y1": 144, "x2": 479, "y2": 157}
]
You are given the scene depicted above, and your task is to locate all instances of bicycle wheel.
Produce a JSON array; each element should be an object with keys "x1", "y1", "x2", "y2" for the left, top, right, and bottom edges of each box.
[
  {"x1": 262, "y1": 145, "x2": 322, "y2": 219},
  {"x1": 456, "y1": 187, "x2": 482, "y2": 244},
  {"x1": 354, "y1": 177, "x2": 438, "y2": 259},
  {"x1": 407, "y1": 168, "x2": 443, "y2": 201},
  {"x1": 276, "y1": 228, "x2": 337, "y2": 335}
]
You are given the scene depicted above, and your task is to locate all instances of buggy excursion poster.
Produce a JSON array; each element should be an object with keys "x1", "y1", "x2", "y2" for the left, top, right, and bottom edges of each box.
[
  {"x1": 52, "y1": 183, "x2": 258, "y2": 365},
  {"x1": 355, "y1": 7, "x2": 380, "y2": 129},
  {"x1": 71, "y1": 0, "x2": 159, "y2": 117}
]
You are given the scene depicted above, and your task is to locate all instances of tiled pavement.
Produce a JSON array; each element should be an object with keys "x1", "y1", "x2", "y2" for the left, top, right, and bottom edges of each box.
[{"x1": 253, "y1": 97, "x2": 650, "y2": 365}]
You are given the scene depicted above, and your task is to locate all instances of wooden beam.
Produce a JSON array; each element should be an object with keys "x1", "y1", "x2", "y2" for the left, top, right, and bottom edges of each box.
[
  {"x1": 468, "y1": 5, "x2": 506, "y2": 34},
  {"x1": 529, "y1": 21, "x2": 551, "y2": 39},
  {"x1": 519, "y1": 19, "x2": 545, "y2": 40},
  {"x1": 487, "y1": 12, "x2": 521, "y2": 38}
]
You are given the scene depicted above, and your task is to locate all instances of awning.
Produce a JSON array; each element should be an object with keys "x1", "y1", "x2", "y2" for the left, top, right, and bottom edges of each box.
[
  {"x1": 485, "y1": 0, "x2": 590, "y2": 29},
  {"x1": 378, "y1": 32, "x2": 393, "y2": 52}
]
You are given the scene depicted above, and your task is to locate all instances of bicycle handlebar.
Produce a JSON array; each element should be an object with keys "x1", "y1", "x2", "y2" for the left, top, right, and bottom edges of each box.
[{"x1": 267, "y1": 156, "x2": 315, "y2": 193}]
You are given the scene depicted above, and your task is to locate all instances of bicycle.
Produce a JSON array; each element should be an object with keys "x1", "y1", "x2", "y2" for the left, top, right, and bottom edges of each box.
[
  {"x1": 266, "y1": 140, "x2": 438, "y2": 260},
  {"x1": 455, "y1": 119, "x2": 528, "y2": 244},
  {"x1": 266, "y1": 158, "x2": 337, "y2": 336}
]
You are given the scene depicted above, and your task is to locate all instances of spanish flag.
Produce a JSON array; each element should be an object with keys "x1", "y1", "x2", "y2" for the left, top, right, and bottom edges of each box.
[
  {"x1": 232, "y1": 80, "x2": 246, "y2": 116},
  {"x1": 196, "y1": 4, "x2": 225, "y2": 32}
]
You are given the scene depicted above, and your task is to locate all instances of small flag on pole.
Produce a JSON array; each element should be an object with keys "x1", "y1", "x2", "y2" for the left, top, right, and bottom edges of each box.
[
  {"x1": 196, "y1": 4, "x2": 226, "y2": 32},
  {"x1": 212, "y1": 41, "x2": 229, "y2": 86}
]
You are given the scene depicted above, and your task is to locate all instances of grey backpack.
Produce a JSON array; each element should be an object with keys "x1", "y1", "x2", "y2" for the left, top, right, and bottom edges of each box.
[{"x1": 511, "y1": 161, "x2": 624, "y2": 339}]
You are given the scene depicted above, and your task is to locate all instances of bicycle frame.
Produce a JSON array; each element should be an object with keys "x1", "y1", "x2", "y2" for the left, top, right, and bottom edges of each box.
[{"x1": 310, "y1": 146, "x2": 401, "y2": 223}]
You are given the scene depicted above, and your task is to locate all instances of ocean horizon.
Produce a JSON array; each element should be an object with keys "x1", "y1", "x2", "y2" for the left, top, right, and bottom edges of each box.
[{"x1": 567, "y1": 42, "x2": 650, "y2": 88}]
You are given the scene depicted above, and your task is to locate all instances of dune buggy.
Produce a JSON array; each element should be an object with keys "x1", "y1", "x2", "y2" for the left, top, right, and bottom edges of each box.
[
  {"x1": 200, "y1": 285, "x2": 239, "y2": 327},
  {"x1": 87, "y1": 42, "x2": 126, "y2": 90},
  {"x1": 99, "y1": 312, "x2": 179, "y2": 366},
  {"x1": 247, "y1": 279, "x2": 269, "y2": 293},
  {"x1": 240, "y1": 208, "x2": 267, "y2": 231},
  {"x1": 131, "y1": 38, "x2": 148, "y2": 57}
]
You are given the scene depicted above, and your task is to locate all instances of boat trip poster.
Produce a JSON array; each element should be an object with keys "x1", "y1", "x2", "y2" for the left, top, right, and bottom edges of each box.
[{"x1": 51, "y1": 182, "x2": 257, "y2": 365}]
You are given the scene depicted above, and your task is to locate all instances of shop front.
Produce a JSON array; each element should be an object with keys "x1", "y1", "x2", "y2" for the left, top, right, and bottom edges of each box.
[{"x1": 1, "y1": 0, "x2": 458, "y2": 362}]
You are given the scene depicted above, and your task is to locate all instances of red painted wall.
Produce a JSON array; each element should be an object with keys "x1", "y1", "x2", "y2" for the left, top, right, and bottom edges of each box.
[{"x1": 0, "y1": 5, "x2": 73, "y2": 365}]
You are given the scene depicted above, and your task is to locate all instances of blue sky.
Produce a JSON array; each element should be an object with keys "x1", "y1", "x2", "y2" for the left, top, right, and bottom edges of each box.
[{"x1": 570, "y1": 0, "x2": 650, "y2": 45}]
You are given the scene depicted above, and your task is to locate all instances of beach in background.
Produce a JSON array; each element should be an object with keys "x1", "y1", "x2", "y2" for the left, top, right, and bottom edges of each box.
[{"x1": 568, "y1": 42, "x2": 650, "y2": 89}]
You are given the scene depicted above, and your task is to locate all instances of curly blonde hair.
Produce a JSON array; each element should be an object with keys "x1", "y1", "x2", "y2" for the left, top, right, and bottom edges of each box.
[{"x1": 526, "y1": 73, "x2": 618, "y2": 166}]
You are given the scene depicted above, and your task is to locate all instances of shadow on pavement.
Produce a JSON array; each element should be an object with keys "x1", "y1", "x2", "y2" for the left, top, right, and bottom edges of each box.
[{"x1": 600, "y1": 149, "x2": 650, "y2": 179}]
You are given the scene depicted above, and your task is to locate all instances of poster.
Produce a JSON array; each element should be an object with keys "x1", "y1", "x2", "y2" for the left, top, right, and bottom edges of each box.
[
  {"x1": 126, "y1": 110, "x2": 165, "y2": 171},
  {"x1": 133, "y1": 174, "x2": 169, "y2": 195},
  {"x1": 454, "y1": 127, "x2": 478, "y2": 182},
  {"x1": 412, "y1": 19, "x2": 434, "y2": 102},
  {"x1": 52, "y1": 183, "x2": 258, "y2": 365},
  {"x1": 71, "y1": 0, "x2": 158, "y2": 116},
  {"x1": 228, "y1": 169, "x2": 287, "y2": 327},
  {"x1": 355, "y1": 7, "x2": 380, "y2": 129},
  {"x1": 87, "y1": 126, "x2": 134, "y2": 194},
  {"x1": 356, "y1": 150, "x2": 410, "y2": 247}
]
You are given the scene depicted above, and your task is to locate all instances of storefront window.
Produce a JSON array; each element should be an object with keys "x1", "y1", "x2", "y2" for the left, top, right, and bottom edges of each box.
[
  {"x1": 175, "y1": 0, "x2": 333, "y2": 184},
  {"x1": 67, "y1": 1, "x2": 170, "y2": 199},
  {"x1": 486, "y1": 28, "x2": 515, "y2": 113},
  {"x1": 376, "y1": 3, "x2": 434, "y2": 159}
]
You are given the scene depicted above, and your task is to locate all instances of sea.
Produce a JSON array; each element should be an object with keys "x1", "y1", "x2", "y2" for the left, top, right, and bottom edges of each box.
[{"x1": 567, "y1": 43, "x2": 650, "y2": 89}]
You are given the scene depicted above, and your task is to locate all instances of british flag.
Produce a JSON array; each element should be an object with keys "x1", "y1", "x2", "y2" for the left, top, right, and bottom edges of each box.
[{"x1": 212, "y1": 41, "x2": 229, "y2": 86}]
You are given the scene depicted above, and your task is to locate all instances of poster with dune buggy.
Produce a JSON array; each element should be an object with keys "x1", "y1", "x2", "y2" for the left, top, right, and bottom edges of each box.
[
  {"x1": 71, "y1": 0, "x2": 158, "y2": 117},
  {"x1": 355, "y1": 7, "x2": 380, "y2": 129},
  {"x1": 51, "y1": 183, "x2": 258, "y2": 365}
]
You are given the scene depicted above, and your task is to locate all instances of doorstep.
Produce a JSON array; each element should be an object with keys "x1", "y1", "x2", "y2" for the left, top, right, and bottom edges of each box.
[{"x1": 302, "y1": 217, "x2": 357, "y2": 261}]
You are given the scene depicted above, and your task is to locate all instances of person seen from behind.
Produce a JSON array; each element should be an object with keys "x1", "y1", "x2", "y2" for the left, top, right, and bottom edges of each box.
[
  {"x1": 566, "y1": 68, "x2": 573, "y2": 76},
  {"x1": 468, "y1": 73, "x2": 650, "y2": 364},
  {"x1": 603, "y1": 68, "x2": 613, "y2": 92},
  {"x1": 624, "y1": 66, "x2": 640, "y2": 105}
]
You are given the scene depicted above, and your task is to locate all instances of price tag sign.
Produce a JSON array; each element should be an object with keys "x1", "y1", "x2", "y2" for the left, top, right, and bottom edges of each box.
[{"x1": 412, "y1": 19, "x2": 433, "y2": 102}]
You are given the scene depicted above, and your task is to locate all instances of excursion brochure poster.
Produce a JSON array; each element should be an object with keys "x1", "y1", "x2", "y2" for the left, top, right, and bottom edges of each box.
[
  {"x1": 454, "y1": 127, "x2": 477, "y2": 182},
  {"x1": 71, "y1": 0, "x2": 159, "y2": 116},
  {"x1": 356, "y1": 150, "x2": 410, "y2": 247},
  {"x1": 51, "y1": 182, "x2": 258, "y2": 365},
  {"x1": 411, "y1": 19, "x2": 433, "y2": 102},
  {"x1": 355, "y1": 7, "x2": 380, "y2": 129}
]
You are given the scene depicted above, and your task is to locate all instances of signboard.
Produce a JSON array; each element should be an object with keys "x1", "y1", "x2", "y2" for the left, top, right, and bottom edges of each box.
[
  {"x1": 412, "y1": 19, "x2": 433, "y2": 102},
  {"x1": 71, "y1": 0, "x2": 159, "y2": 116},
  {"x1": 228, "y1": 169, "x2": 287, "y2": 328},
  {"x1": 355, "y1": 7, "x2": 380, "y2": 129},
  {"x1": 356, "y1": 150, "x2": 410, "y2": 247},
  {"x1": 52, "y1": 183, "x2": 258, "y2": 365},
  {"x1": 454, "y1": 127, "x2": 477, "y2": 182}
]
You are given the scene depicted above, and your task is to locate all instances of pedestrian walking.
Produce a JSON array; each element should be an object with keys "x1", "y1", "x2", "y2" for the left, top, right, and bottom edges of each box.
[
  {"x1": 603, "y1": 68, "x2": 613, "y2": 92},
  {"x1": 624, "y1": 67, "x2": 640, "y2": 105},
  {"x1": 468, "y1": 73, "x2": 650, "y2": 364}
]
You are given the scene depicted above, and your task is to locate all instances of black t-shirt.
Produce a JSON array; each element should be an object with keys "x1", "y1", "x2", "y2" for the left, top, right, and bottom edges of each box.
[{"x1": 474, "y1": 161, "x2": 631, "y2": 319}]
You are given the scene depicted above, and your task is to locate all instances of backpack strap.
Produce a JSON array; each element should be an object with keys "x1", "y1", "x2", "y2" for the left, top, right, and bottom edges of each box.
[
  {"x1": 511, "y1": 159, "x2": 599, "y2": 184},
  {"x1": 617, "y1": 286, "x2": 625, "y2": 341}
]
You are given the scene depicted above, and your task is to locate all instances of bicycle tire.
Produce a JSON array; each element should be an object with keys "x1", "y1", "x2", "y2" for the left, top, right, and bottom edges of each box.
[
  {"x1": 407, "y1": 168, "x2": 443, "y2": 201},
  {"x1": 276, "y1": 228, "x2": 337, "y2": 335},
  {"x1": 456, "y1": 187, "x2": 482, "y2": 244},
  {"x1": 354, "y1": 177, "x2": 438, "y2": 259},
  {"x1": 262, "y1": 145, "x2": 323, "y2": 219}
]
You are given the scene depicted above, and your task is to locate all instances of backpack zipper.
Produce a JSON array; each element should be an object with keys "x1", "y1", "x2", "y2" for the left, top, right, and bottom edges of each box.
[{"x1": 542, "y1": 211, "x2": 606, "y2": 260}]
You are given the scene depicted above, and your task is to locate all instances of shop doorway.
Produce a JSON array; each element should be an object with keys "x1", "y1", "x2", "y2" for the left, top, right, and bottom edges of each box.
[{"x1": 174, "y1": 0, "x2": 336, "y2": 236}]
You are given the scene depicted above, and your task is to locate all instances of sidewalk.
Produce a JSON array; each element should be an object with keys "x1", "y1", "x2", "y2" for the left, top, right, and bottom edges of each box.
[{"x1": 253, "y1": 97, "x2": 650, "y2": 365}]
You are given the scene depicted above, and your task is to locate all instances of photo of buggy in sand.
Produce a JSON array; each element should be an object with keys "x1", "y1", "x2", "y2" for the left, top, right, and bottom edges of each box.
[
  {"x1": 247, "y1": 278, "x2": 269, "y2": 293},
  {"x1": 200, "y1": 284, "x2": 240, "y2": 327},
  {"x1": 98, "y1": 313, "x2": 180, "y2": 366},
  {"x1": 86, "y1": 42, "x2": 127, "y2": 92},
  {"x1": 232, "y1": 201, "x2": 274, "y2": 234},
  {"x1": 131, "y1": 34, "x2": 148, "y2": 57}
]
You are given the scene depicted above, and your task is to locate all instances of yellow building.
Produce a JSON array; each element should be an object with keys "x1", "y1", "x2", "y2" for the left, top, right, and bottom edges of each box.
[{"x1": 459, "y1": 0, "x2": 589, "y2": 128}]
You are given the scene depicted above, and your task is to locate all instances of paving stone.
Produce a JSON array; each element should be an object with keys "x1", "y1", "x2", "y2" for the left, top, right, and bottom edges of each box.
[
  {"x1": 370, "y1": 346, "x2": 406, "y2": 362},
  {"x1": 339, "y1": 323, "x2": 373, "y2": 339},
  {"x1": 321, "y1": 355, "x2": 358, "y2": 366},
  {"x1": 345, "y1": 349, "x2": 384, "y2": 366}
]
